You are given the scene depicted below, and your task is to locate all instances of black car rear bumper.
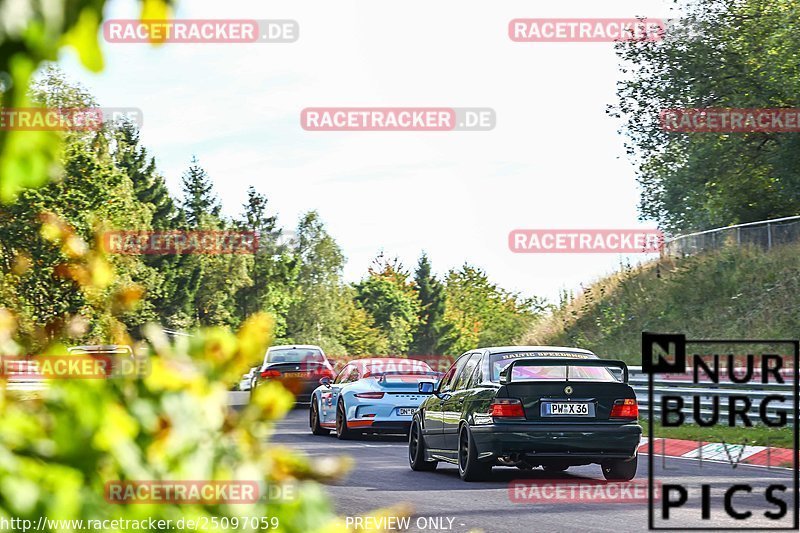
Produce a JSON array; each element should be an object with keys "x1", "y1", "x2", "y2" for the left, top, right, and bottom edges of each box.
[{"x1": 470, "y1": 421, "x2": 641, "y2": 460}]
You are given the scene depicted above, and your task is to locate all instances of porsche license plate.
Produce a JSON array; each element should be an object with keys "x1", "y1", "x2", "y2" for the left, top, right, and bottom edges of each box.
[
  {"x1": 397, "y1": 408, "x2": 415, "y2": 416},
  {"x1": 544, "y1": 402, "x2": 590, "y2": 416}
]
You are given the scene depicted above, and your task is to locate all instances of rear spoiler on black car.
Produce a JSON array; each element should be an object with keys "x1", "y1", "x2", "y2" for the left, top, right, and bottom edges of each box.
[{"x1": 498, "y1": 358, "x2": 629, "y2": 385}]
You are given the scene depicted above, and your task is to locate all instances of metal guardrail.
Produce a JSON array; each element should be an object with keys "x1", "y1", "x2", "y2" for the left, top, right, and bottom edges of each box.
[
  {"x1": 663, "y1": 215, "x2": 800, "y2": 257},
  {"x1": 627, "y1": 366, "x2": 795, "y2": 427}
]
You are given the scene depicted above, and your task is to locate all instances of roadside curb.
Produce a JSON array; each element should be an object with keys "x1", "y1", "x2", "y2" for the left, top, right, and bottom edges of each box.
[{"x1": 639, "y1": 437, "x2": 795, "y2": 469}]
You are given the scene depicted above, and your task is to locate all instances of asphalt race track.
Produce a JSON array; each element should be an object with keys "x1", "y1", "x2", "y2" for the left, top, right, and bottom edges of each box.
[{"x1": 270, "y1": 409, "x2": 797, "y2": 533}]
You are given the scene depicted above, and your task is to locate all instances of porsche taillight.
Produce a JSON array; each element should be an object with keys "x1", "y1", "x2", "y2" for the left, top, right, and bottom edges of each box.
[
  {"x1": 489, "y1": 398, "x2": 525, "y2": 419},
  {"x1": 354, "y1": 392, "x2": 385, "y2": 399},
  {"x1": 610, "y1": 398, "x2": 638, "y2": 419}
]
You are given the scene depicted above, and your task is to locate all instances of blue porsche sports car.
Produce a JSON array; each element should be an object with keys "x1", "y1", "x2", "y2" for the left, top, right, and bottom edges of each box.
[{"x1": 309, "y1": 358, "x2": 439, "y2": 439}]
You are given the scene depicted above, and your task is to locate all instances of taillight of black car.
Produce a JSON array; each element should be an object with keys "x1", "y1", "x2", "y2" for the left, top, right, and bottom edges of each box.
[
  {"x1": 609, "y1": 398, "x2": 638, "y2": 420},
  {"x1": 315, "y1": 367, "x2": 334, "y2": 380},
  {"x1": 489, "y1": 398, "x2": 526, "y2": 420}
]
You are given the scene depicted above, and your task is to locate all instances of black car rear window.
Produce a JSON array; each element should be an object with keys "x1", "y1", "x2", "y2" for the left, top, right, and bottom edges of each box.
[{"x1": 489, "y1": 352, "x2": 614, "y2": 382}]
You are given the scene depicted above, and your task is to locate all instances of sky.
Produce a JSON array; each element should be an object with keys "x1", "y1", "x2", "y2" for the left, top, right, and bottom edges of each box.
[{"x1": 58, "y1": 0, "x2": 680, "y2": 303}]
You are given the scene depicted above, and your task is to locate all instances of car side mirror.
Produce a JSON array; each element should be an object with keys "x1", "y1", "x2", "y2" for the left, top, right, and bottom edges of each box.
[
  {"x1": 418, "y1": 381, "x2": 435, "y2": 394},
  {"x1": 319, "y1": 377, "x2": 331, "y2": 387}
]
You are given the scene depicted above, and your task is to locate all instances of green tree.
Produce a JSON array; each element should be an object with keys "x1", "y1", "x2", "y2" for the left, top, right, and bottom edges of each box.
[
  {"x1": 442, "y1": 264, "x2": 544, "y2": 354},
  {"x1": 354, "y1": 254, "x2": 421, "y2": 354},
  {"x1": 180, "y1": 156, "x2": 221, "y2": 228},
  {"x1": 176, "y1": 159, "x2": 250, "y2": 327},
  {"x1": 338, "y1": 288, "x2": 390, "y2": 356},
  {"x1": 612, "y1": 0, "x2": 800, "y2": 232},
  {"x1": 235, "y1": 187, "x2": 295, "y2": 335},
  {"x1": 113, "y1": 120, "x2": 176, "y2": 228},
  {"x1": 284, "y1": 211, "x2": 347, "y2": 353},
  {"x1": 109, "y1": 118, "x2": 198, "y2": 329},
  {"x1": 410, "y1": 252, "x2": 450, "y2": 355},
  {"x1": 0, "y1": 71, "x2": 157, "y2": 345}
]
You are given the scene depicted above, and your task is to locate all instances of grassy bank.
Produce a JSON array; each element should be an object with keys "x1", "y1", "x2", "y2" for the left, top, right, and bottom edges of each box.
[
  {"x1": 522, "y1": 243, "x2": 800, "y2": 364},
  {"x1": 642, "y1": 421, "x2": 794, "y2": 448}
]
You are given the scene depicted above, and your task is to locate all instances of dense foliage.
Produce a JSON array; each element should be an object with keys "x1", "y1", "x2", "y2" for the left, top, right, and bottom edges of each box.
[{"x1": 612, "y1": 0, "x2": 800, "y2": 232}]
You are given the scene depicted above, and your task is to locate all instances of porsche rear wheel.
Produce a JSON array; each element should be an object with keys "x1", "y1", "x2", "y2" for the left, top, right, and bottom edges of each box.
[
  {"x1": 336, "y1": 399, "x2": 356, "y2": 440},
  {"x1": 310, "y1": 399, "x2": 330, "y2": 436}
]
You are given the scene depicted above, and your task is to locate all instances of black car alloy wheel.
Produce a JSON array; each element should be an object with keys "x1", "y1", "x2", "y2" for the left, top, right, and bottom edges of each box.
[
  {"x1": 458, "y1": 425, "x2": 492, "y2": 481},
  {"x1": 409, "y1": 417, "x2": 437, "y2": 471}
]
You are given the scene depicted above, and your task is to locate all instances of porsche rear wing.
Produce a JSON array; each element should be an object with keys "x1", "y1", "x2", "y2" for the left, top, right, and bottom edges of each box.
[
  {"x1": 373, "y1": 371, "x2": 441, "y2": 382},
  {"x1": 498, "y1": 358, "x2": 629, "y2": 385}
]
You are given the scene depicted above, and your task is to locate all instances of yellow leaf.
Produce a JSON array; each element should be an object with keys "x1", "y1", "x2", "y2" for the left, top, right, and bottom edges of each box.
[
  {"x1": 141, "y1": 0, "x2": 171, "y2": 20},
  {"x1": 141, "y1": 0, "x2": 172, "y2": 45},
  {"x1": 61, "y1": 9, "x2": 104, "y2": 72},
  {"x1": 249, "y1": 380, "x2": 294, "y2": 421},
  {"x1": 63, "y1": 235, "x2": 88, "y2": 258},
  {"x1": 89, "y1": 256, "x2": 115, "y2": 288},
  {"x1": 237, "y1": 313, "x2": 275, "y2": 366}
]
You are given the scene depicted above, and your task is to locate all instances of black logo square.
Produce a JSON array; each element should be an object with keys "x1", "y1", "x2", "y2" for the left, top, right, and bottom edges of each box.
[{"x1": 642, "y1": 332, "x2": 686, "y2": 374}]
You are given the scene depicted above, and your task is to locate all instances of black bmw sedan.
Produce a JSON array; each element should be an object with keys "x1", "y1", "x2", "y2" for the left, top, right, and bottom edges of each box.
[{"x1": 408, "y1": 346, "x2": 641, "y2": 481}]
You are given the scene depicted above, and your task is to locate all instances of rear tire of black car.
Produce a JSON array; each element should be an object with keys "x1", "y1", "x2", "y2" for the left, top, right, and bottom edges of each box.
[
  {"x1": 458, "y1": 425, "x2": 492, "y2": 481},
  {"x1": 602, "y1": 454, "x2": 638, "y2": 481},
  {"x1": 310, "y1": 398, "x2": 330, "y2": 436},
  {"x1": 409, "y1": 417, "x2": 437, "y2": 471},
  {"x1": 336, "y1": 398, "x2": 355, "y2": 440}
]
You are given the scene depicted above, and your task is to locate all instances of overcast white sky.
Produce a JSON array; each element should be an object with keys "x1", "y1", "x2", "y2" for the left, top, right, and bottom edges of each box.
[{"x1": 59, "y1": 0, "x2": 680, "y2": 302}]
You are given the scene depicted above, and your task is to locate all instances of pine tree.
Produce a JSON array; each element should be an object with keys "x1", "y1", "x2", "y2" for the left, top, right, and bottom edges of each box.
[
  {"x1": 235, "y1": 187, "x2": 294, "y2": 328},
  {"x1": 180, "y1": 156, "x2": 221, "y2": 227},
  {"x1": 113, "y1": 121, "x2": 176, "y2": 228},
  {"x1": 410, "y1": 252, "x2": 448, "y2": 355}
]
